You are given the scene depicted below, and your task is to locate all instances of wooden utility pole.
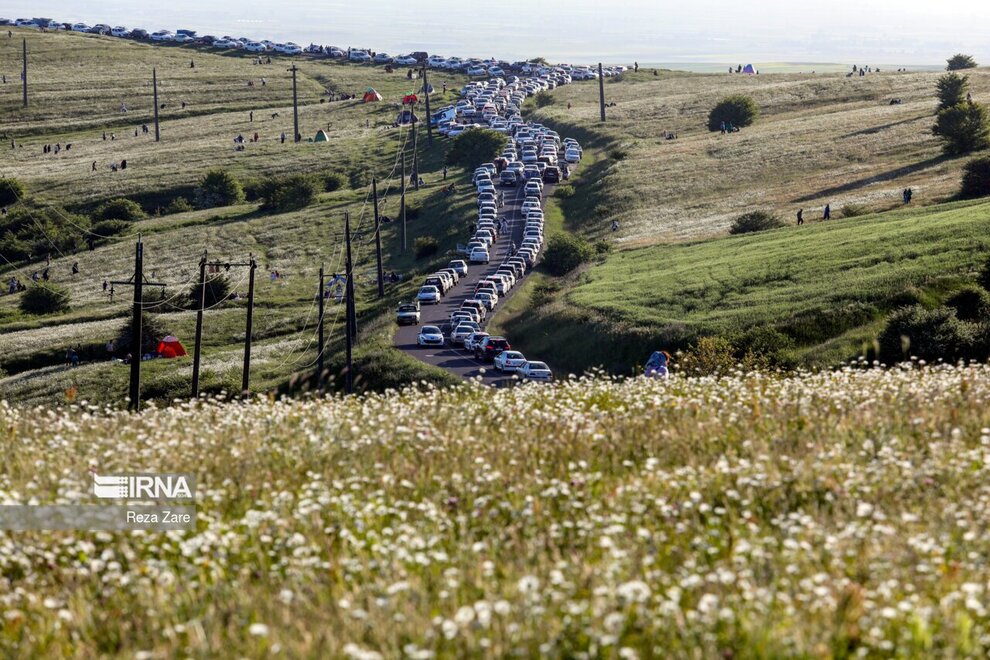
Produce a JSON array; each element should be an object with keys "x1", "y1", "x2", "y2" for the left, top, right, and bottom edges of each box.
[
  {"x1": 400, "y1": 152, "x2": 407, "y2": 252},
  {"x1": 191, "y1": 251, "x2": 207, "y2": 398},
  {"x1": 241, "y1": 254, "x2": 257, "y2": 396},
  {"x1": 153, "y1": 68, "x2": 161, "y2": 141},
  {"x1": 372, "y1": 177, "x2": 385, "y2": 298},
  {"x1": 128, "y1": 238, "x2": 144, "y2": 410},
  {"x1": 412, "y1": 123, "x2": 420, "y2": 191},
  {"x1": 343, "y1": 213, "x2": 355, "y2": 394},
  {"x1": 317, "y1": 264, "x2": 325, "y2": 392},
  {"x1": 21, "y1": 38, "x2": 27, "y2": 107},
  {"x1": 422, "y1": 66, "x2": 433, "y2": 146},
  {"x1": 598, "y1": 63, "x2": 606, "y2": 123},
  {"x1": 289, "y1": 64, "x2": 300, "y2": 142}
]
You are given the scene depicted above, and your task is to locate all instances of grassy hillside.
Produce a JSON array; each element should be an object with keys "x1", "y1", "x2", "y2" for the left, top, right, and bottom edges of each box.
[{"x1": 3, "y1": 365, "x2": 990, "y2": 656}]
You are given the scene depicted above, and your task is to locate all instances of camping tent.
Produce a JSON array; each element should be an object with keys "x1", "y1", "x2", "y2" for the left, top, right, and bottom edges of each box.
[
  {"x1": 362, "y1": 87, "x2": 382, "y2": 103},
  {"x1": 420, "y1": 83, "x2": 434, "y2": 95},
  {"x1": 395, "y1": 109, "x2": 418, "y2": 125},
  {"x1": 741, "y1": 64, "x2": 756, "y2": 74},
  {"x1": 402, "y1": 93, "x2": 419, "y2": 105},
  {"x1": 314, "y1": 129, "x2": 330, "y2": 142},
  {"x1": 157, "y1": 335, "x2": 188, "y2": 359}
]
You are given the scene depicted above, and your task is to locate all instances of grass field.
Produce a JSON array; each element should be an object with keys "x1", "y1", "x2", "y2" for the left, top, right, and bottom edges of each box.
[{"x1": 3, "y1": 365, "x2": 990, "y2": 656}]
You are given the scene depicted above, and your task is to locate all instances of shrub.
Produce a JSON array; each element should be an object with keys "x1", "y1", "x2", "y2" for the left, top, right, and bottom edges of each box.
[
  {"x1": 92, "y1": 219, "x2": 130, "y2": 238},
  {"x1": 348, "y1": 168, "x2": 371, "y2": 190},
  {"x1": 593, "y1": 239, "x2": 612, "y2": 256},
  {"x1": 19, "y1": 283, "x2": 70, "y2": 315},
  {"x1": 936, "y1": 73, "x2": 969, "y2": 112},
  {"x1": 258, "y1": 174, "x2": 318, "y2": 211},
  {"x1": 413, "y1": 236, "x2": 438, "y2": 259},
  {"x1": 188, "y1": 274, "x2": 232, "y2": 308},
  {"x1": 0, "y1": 205, "x2": 91, "y2": 262},
  {"x1": 542, "y1": 233, "x2": 593, "y2": 276},
  {"x1": 324, "y1": 172, "x2": 347, "y2": 193},
  {"x1": 405, "y1": 202, "x2": 422, "y2": 221},
  {"x1": 707, "y1": 95, "x2": 759, "y2": 132},
  {"x1": 116, "y1": 312, "x2": 170, "y2": 357},
  {"x1": 729, "y1": 210, "x2": 785, "y2": 234},
  {"x1": 738, "y1": 326, "x2": 795, "y2": 367},
  {"x1": 945, "y1": 286, "x2": 990, "y2": 321},
  {"x1": 166, "y1": 196, "x2": 194, "y2": 214},
  {"x1": 947, "y1": 54, "x2": 978, "y2": 71},
  {"x1": 959, "y1": 156, "x2": 990, "y2": 199},
  {"x1": 0, "y1": 177, "x2": 26, "y2": 206},
  {"x1": 194, "y1": 169, "x2": 244, "y2": 208},
  {"x1": 878, "y1": 305, "x2": 973, "y2": 362},
  {"x1": 933, "y1": 102, "x2": 990, "y2": 155},
  {"x1": 609, "y1": 148, "x2": 628, "y2": 161},
  {"x1": 676, "y1": 336, "x2": 768, "y2": 375},
  {"x1": 94, "y1": 197, "x2": 146, "y2": 222},
  {"x1": 446, "y1": 129, "x2": 508, "y2": 171},
  {"x1": 531, "y1": 280, "x2": 560, "y2": 307},
  {"x1": 980, "y1": 256, "x2": 990, "y2": 293},
  {"x1": 842, "y1": 203, "x2": 869, "y2": 218},
  {"x1": 554, "y1": 185, "x2": 575, "y2": 199},
  {"x1": 534, "y1": 90, "x2": 555, "y2": 107}
]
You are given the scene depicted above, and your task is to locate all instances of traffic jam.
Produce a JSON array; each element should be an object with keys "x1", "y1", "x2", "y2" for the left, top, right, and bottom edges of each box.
[{"x1": 397, "y1": 71, "x2": 583, "y2": 383}]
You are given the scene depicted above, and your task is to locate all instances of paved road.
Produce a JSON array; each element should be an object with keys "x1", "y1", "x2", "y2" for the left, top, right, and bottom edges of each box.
[{"x1": 393, "y1": 181, "x2": 548, "y2": 386}]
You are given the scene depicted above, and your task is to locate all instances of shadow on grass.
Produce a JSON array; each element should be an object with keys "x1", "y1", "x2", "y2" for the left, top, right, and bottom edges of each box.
[{"x1": 792, "y1": 154, "x2": 952, "y2": 203}]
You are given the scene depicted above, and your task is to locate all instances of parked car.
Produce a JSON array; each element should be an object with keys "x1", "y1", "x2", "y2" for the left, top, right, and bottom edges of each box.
[
  {"x1": 464, "y1": 331, "x2": 490, "y2": 352},
  {"x1": 518, "y1": 361, "x2": 553, "y2": 381},
  {"x1": 417, "y1": 326, "x2": 445, "y2": 347},
  {"x1": 130, "y1": 28, "x2": 150, "y2": 39},
  {"x1": 469, "y1": 248, "x2": 490, "y2": 264},
  {"x1": 417, "y1": 285, "x2": 441, "y2": 304},
  {"x1": 396, "y1": 303, "x2": 421, "y2": 325},
  {"x1": 451, "y1": 324, "x2": 477, "y2": 345},
  {"x1": 542, "y1": 166, "x2": 561, "y2": 183},
  {"x1": 447, "y1": 259, "x2": 468, "y2": 277},
  {"x1": 373, "y1": 52, "x2": 393, "y2": 64},
  {"x1": 110, "y1": 26, "x2": 129, "y2": 37},
  {"x1": 151, "y1": 30, "x2": 173, "y2": 41},
  {"x1": 500, "y1": 170, "x2": 518, "y2": 187}
]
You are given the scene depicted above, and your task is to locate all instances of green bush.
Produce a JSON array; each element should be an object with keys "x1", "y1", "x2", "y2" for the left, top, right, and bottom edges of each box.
[
  {"x1": 978, "y1": 256, "x2": 990, "y2": 293},
  {"x1": 188, "y1": 274, "x2": 232, "y2": 308},
  {"x1": 258, "y1": 174, "x2": 318, "y2": 211},
  {"x1": 19, "y1": 283, "x2": 70, "y2": 315},
  {"x1": 94, "y1": 197, "x2": 146, "y2": 221},
  {"x1": 593, "y1": 239, "x2": 612, "y2": 256},
  {"x1": 947, "y1": 54, "x2": 978, "y2": 71},
  {"x1": 116, "y1": 312, "x2": 170, "y2": 357},
  {"x1": 676, "y1": 336, "x2": 769, "y2": 375},
  {"x1": 542, "y1": 233, "x2": 594, "y2": 276},
  {"x1": 959, "y1": 156, "x2": 990, "y2": 199},
  {"x1": 413, "y1": 236, "x2": 439, "y2": 259},
  {"x1": 531, "y1": 280, "x2": 561, "y2": 307},
  {"x1": 92, "y1": 219, "x2": 130, "y2": 238},
  {"x1": 446, "y1": 129, "x2": 508, "y2": 171},
  {"x1": 878, "y1": 305, "x2": 973, "y2": 362},
  {"x1": 707, "y1": 95, "x2": 759, "y2": 132},
  {"x1": 554, "y1": 185, "x2": 575, "y2": 199},
  {"x1": 933, "y1": 102, "x2": 990, "y2": 155},
  {"x1": 194, "y1": 169, "x2": 244, "y2": 208},
  {"x1": 534, "y1": 90, "x2": 555, "y2": 108},
  {"x1": 0, "y1": 205, "x2": 91, "y2": 262},
  {"x1": 945, "y1": 286, "x2": 990, "y2": 321},
  {"x1": 324, "y1": 172, "x2": 347, "y2": 193},
  {"x1": 729, "y1": 210, "x2": 785, "y2": 234},
  {"x1": 842, "y1": 203, "x2": 869, "y2": 218},
  {"x1": 348, "y1": 168, "x2": 371, "y2": 190},
  {"x1": 0, "y1": 177, "x2": 26, "y2": 207},
  {"x1": 166, "y1": 196, "x2": 194, "y2": 214}
]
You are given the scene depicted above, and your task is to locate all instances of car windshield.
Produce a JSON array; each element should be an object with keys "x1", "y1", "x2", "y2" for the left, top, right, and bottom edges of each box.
[
  {"x1": 422, "y1": 327, "x2": 440, "y2": 333},
  {"x1": 529, "y1": 362, "x2": 549, "y2": 370}
]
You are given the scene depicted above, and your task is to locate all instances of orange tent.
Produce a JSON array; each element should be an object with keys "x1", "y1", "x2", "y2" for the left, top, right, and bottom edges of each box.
[{"x1": 157, "y1": 335, "x2": 188, "y2": 358}]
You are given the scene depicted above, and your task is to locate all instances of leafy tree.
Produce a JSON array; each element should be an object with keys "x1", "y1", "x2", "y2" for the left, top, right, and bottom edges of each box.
[
  {"x1": 194, "y1": 169, "x2": 244, "y2": 208},
  {"x1": 935, "y1": 72, "x2": 969, "y2": 111},
  {"x1": 933, "y1": 102, "x2": 990, "y2": 155},
  {"x1": 707, "y1": 95, "x2": 759, "y2": 132},
  {"x1": 947, "y1": 53, "x2": 978, "y2": 71},
  {"x1": 188, "y1": 274, "x2": 232, "y2": 308},
  {"x1": 959, "y1": 156, "x2": 990, "y2": 198},
  {"x1": 0, "y1": 177, "x2": 26, "y2": 207},
  {"x1": 258, "y1": 174, "x2": 318, "y2": 211},
  {"x1": 445, "y1": 129, "x2": 508, "y2": 171},
  {"x1": 878, "y1": 305, "x2": 973, "y2": 362},
  {"x1": 94, "y1": 197, "x2": 146, "y2": 221},
  {"x1": 116, "y1": 312, "x2": 170, "y2": 357},
  {"x1": 534, "y1": 90, "x2": 556, "y2": 108},
  {"x1": 542, "y1": 233, "x2": 593, "y2": 276},
  {"x1": 729, "y1": 210, "x2": 784, "y2": 234},
  {"x1": 166, "y1": 197, "x2": 194, "y2": 214},
  {"x1": 19, "y1": 283, "x2": 70, "y2": 315},
  {"x1": 0, "y1": 205, "x2": 91, "y2": 262}
]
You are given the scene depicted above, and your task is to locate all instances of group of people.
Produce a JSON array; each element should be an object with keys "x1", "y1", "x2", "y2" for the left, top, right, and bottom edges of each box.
[
  {"x1": 6, "y1": 276, "x2": 27, "y2": 294},
  {"x1": 718, "y1": 121, "x2": 740, "y2": 134},
  {"x1": 796, "y1": 204, "x2": 831, "y2": 225},
  {"x1": 42, "y1": 142, "x2": 72, "y2": 154}
]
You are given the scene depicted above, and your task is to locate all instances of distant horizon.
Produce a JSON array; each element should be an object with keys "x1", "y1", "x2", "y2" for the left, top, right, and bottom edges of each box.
[{"x1": 2, "y1": 0, "x2": 986, "y2": 66}]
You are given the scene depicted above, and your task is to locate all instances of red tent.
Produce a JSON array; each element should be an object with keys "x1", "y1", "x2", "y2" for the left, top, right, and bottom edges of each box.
[
  {"x1": 402, "y1": 94, "x2": 419, "y2": 105},
  {"x1": 157, "y1": 335, "x2": 188, "y2": 358}
]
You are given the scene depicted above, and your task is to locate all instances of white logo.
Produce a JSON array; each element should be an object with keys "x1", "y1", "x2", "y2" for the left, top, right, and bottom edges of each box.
[{"x1": 92, "y1": 473, "x2": 194, "y2": 500}]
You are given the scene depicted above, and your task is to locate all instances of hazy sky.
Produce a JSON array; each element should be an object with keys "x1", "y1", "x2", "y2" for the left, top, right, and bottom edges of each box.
[{"x1": 6, "y1": 0, "x2": 990, "y2": 64}]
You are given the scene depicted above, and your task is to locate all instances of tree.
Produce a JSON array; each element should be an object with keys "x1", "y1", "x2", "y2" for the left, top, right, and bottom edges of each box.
[
  {"x1": 947, "y1": 54, "x2": 978, "y2": 71},
  {"x1": 959, "y1": 156, "x2": 990, "y2": 198},
  {"x1": 258, "y1": 174, "x2": 318, "y2": 211},
  {"x1": 542, "y1": 233, "x2": 593, "y2": 276},
  {"x1": 0, "y1": 177, "x2": 26, "y2": 207},
  {"x1": 94, "y1": 197, "x2": 146, "y2": 221},
  {"x1": 534, "y1": 90, "x2": 556, "y2": 108},
  {"x1": 194, "y1": 169, "x2": 244, "y2": 208},
  {"x1": 19, "y1": 283, "x2": 70, "y2": 315},
  {"x1": 935, "y1": 72, "x2": 969, "y2": 112},
  {"x1": 707, "y1": 95, "x2": 759, "y2": 132},
  {"x1": 933, "y1": 102, "x2": 990, "y2": 155},
  {"x1": 445, "y1": 129, "x2": 508, "y2": 171},
  {"x1": 729, "y1": 210, "x2": 785, "y2": 234},
  {"x1": 188, "y1": 274, "x2": 231, "y2": 308}
]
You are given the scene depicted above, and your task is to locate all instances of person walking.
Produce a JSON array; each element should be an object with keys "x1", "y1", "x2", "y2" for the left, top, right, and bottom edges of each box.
[
  {"x1": 249, "y1": 111, "x2": 254, "y2": 122},
  {"x1": 442, "y1": 165, "x2": 448, "y2": 181},
  {"x1": 823, "y1": 204, "x2": 831, "y2": 220},
  {"x1": 796, "y1": 209, "x2": 804, "y2": 225}
]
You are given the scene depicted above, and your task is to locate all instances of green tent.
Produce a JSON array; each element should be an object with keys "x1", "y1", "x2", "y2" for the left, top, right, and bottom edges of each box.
[{"x1": 314, "y1": 129, "x2": 330, "y2": 142}]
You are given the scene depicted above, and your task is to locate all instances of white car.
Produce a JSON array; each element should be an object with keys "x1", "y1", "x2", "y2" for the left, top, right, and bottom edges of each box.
[
  {"x1": 173, "y1": 33, "x2": 194, "y2": 43},
  {"x1": 450, "y1": 324, "x2": 476, "y2": 345},
  {"x1": 244, "y1": 41, "x2": 267, "y2": 52},
  {"x1": 281, "y1": 43, "x2": 302, "y2": 55},
  {"x1": 151, "y1": 30, "x2": 173, "y2": 41},
  {"x1": 469, "y1": 248, "x2": 490, "y2": 264},
  {"x1": 518, "y1": 361, "x2": 553, "y2": 381},
  {"x1": 448, "y1": 260, "x2": 468, "y2": 277},
  {"x1": 71, "y1": 23, "x2": 90, "y2": 32},
  {"x1": 494, "y1": 350, "x2": 527, "y2": 372},
  {"x1": 349, "y1": 50, "x2": 371, "y2": 62},
  {"x1": 110, "y1": 26, "x2": 129, "y2": 37},
  {"x1": 417, "y1": 326, "x2": 445, "y2": 347},
  {"x1": 464, "y1": 331, "x2": 490, "y2": 351},
  {"x1": 395, "y1": 55, "x2": 418, "y2": 66},
  {"x1": 475, "y1": 291, "x2": 498, "y2": 310},
  {"x1": 564, "y1": 148, "x2": 581, "y2": 163},
  {"x1": 417, "y1": 285, "x2": 441, "y2": 304}
]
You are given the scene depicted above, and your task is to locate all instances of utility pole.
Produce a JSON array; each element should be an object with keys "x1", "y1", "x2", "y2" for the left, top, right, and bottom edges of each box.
[
  {"x1": 400, "y1": 151, "x2": 407, "y2": 252},
  {"x1": 372, "y1": 177, "x2": 385, "y2": 298},
  {"x1": 422, "y1": 66, "x2": 433, "y2": 146},
  {"x1": 191, "y1": 250, "x2": 207, "y2": 399},
  {"x1": 412, "y1": 123, "x2": 420, "y2": 191},
  {"x1": 289, "y1": 64, "x2": 300, "y2": 142},
  {"x1": 317, "y1": 264, "x2": 325, "y2": 392},
  {"x1": 598, "y1": 62, "x2": 606, "y2": 123},
  {"x1": 241, "y1": 254, "x2": 257, "y2": 397},
  {"x1": 21, "y1": 38, "x2": 27, "y2": 108},
  {"x1": 128, "y1": 238, "x2": 144, "y2": 410},
  {"x1": 153, "y1": 68, "x2": 161, "y2": 141},
  {"x1": 343, "y1": 212, "x2": 355, "y2": 394}
]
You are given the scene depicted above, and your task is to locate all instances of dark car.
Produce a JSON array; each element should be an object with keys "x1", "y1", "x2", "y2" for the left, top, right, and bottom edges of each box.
[
  {"x1": 475, "y1": 336, "x2": 511, "y2": 362},
  {"x1": 500, "y1": 170, "x2": 517, "y2": 187},
  {"x1": 130, "y1": 28, "x2": 149, "y2": 39},
  {"x1": 542, "y1": 166, "x2": 561, "y2": 184}
]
